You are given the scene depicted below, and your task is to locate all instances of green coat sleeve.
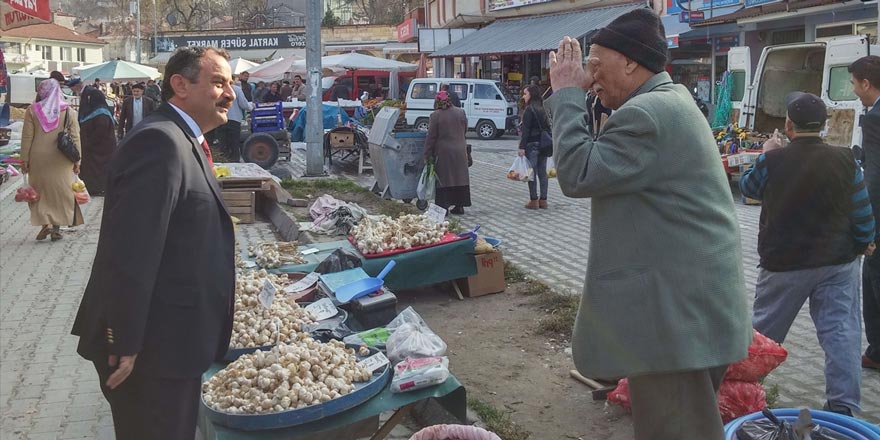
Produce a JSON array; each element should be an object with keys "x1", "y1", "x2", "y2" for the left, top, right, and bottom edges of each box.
[{"x1": 546, "y1": 87, "x2": 659, "y2": 198}]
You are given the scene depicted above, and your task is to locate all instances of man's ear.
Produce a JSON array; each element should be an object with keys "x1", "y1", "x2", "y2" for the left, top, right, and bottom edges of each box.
[
  {"x1": 169, "y1": 74, "x2": 188, "y2": 100},
  {"x1": 624, "y1": 57, "x2": 639, "y2": 75}
]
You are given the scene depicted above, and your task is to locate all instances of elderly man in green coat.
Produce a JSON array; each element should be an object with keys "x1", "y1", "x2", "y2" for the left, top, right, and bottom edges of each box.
[{"x1": 546, "y1": 9, "x2": 751, "y2": 439}]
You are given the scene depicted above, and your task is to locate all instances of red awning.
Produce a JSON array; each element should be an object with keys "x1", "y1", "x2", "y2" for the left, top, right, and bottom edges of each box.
[{"x1": 1, "y1": 0, "x2": 51, "y2": 31}]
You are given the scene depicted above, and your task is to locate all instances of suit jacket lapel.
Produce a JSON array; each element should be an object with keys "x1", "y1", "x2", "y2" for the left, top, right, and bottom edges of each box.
[{"x1": 156, "y1": 104, "x2": 229, "y2": 216}]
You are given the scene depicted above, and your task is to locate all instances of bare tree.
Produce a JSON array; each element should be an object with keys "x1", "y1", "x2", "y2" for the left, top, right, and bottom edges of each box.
[{"x1": 343, "y1": 0, "x2": 419, "y2": 25}]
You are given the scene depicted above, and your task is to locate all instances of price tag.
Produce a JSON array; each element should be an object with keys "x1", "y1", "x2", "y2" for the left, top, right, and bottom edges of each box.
[
  {"x1": 358, "y1": 351, "x2": 389, "y2": 374},
  {"x1": 242, "y1": 260, "x2": 257, "y2": 268},
  {"x1": 304, "y1": 298, "x2": 338, "y2": 320},
  {"x1": 259, "y1": 279, "x2": 276, "y2": 309},
  {"x1": 301, "y1": 247, "x2": 320, "y2": 255},
  {"x1": 425, "y1": 203, "x2": 447, "y2": 224},
  {"x1": 283, "y1": 272, "x2": 320, "y2": 294}
]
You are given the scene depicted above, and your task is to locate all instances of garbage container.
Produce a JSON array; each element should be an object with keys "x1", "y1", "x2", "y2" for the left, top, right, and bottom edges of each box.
[
  {"x1": 409, "y1": 425, "x2": 501, "y2": 440},
  {"x1": 368, "y1": 107, "x2": 426, "y2": 204}
]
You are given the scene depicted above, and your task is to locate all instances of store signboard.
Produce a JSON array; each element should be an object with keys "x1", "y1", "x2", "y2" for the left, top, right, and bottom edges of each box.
[
  {"x1": 744, "y1": 0, "x2": 780, "y2": 7},
  {"x1": 668, "y1": 36, "x2": 680, "y2": 49},
  {"x1": 714, "y1": 35, "x2": 740, "y2": 52},
  {"x1": 1, "y1": 0, "x2": 51, "y2": 31},
  {"x1": 151, "y1": 32, "x2": 307, "y2": 53},
  {"x1": 680, "y1": 11, "x2": 705, "y2": 22},
  {"x1": 397, "y1": 19, "x2": 417, "y2": 43},
  {"x1": 488, "y1": 0, "x2": 556, "y2": 12},
  {"x1": 669, "y1": 0, "x2": 741, "y2": 13}
]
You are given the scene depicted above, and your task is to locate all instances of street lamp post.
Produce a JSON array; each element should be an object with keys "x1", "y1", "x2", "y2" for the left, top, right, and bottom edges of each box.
[{"x1": 134, "y1": 0, "x2": 142, "y2": 63}]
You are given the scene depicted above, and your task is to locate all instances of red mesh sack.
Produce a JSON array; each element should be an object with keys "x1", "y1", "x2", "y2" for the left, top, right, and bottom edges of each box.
[
  {"x1": 606, "y1": 378, "x2": 631, "y2": 412},
  {"x1": 409, "y1": 424, "x2": 502, "y2": 440},
  {"x1": 725, "y1": 329, "x2": 788, "y2": 382},
  {"x1": 717, "y1": 380, "x2": 767, "y2": 424}
]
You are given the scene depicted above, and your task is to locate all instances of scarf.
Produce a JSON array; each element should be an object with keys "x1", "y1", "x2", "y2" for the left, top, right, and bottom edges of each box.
[
  {"x1": 79, "y1": 108, "x2": 116, "y2": 125},
  {"x1": 32, "y1": 79, "x2": 68, "y2": 133}
]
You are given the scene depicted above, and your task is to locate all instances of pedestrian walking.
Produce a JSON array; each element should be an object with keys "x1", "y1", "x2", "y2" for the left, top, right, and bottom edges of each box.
[
  {"x1": 20, "y1": 79, "x2": 83, "y2": 241},
  {"x1": 424, "y1": 91, "x2": 471, "y2": 215},
  {"x1": 77, "y1": 87, "x2": 117, "y2": 196},
  {"x1": 219, "y1": 76, "x2": 253, "y2": 162},
  {"x1": 518, "y1": 84, "x2": 551, "y2": 209},
  {"x1": 849, "y1": 55, "x2": 880, "y2": 372},
  {"x1": 547, "y1": 10, "x2": 751, "y2": 440},
  {"x1": 71, "y1": 46, "x2": 236, "y2": 440},
  {"x1": 740, "y1": 92, "x2": 875, "y2": 416},
  {"x1": 118, "y1": 83, "x2": 157, "y2": 138}
]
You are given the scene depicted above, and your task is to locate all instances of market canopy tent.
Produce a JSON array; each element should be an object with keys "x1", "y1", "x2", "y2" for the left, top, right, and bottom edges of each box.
[
  {"x1": 245, "y1": 56, "x2": 305, "y2": 82},
  {"x1": 292, "y1": 52, "x2": 417, "y2": 72},
  {"x1": 1, "y1": 0, "x2": 51, "y2": 30},
  {"x1": 74, "y1": 60, "x2": 161, "y2": 82},
  {"x1": 228, "y1": 57, "x2": 259, "y2": 75}
]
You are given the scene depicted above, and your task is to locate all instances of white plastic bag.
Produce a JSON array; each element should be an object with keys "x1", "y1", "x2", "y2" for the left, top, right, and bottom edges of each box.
[
  {"x1": 507, "y1": 156, "x2": 533, "y2": 182},
  {"x1": 390, "y1": 356, "x2": 450, "y2": 393},
  {"x1": 417, "y1": 162, "x2": 437, "y2": 201},
  {"x1": 547, "y1": 156, "x2": 557, "y2": 179},
  {"x1": 386, "y1": 307, "x2": 447, "y2": 363}
]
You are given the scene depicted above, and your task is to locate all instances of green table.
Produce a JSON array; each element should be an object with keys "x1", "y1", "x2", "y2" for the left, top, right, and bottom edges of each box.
[
  {"x1": 198, "y1": 370, "x2": 466, "y2": 440},
  {"x1": 267, "y1": 239, "x2": 477, "y2": 292}
]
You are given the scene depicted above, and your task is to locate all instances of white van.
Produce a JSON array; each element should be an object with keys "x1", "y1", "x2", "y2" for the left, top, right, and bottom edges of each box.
[
  {"x1": 729, "y1": 36, "x2": 878, "y2": 149},
  {"x1": 404, "y1": 78, "x2": 519, "y2": 140}
]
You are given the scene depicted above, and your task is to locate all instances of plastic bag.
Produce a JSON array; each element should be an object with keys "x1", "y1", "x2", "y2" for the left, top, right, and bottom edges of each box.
[
  {"x1": 387, "y1": 322, "x2": 447, "y2": 363},
  {"x1": 735, "y1": 408, "x2": 851, "y2": 440},
  {"x1": 14, "y1": 174, "x2": 40, "y2": 203},
  {"x1": 547, "y1": 156, "x2": 557, "y2": 179},
  {"x1": 314, "y1": 248, "x2": 363, "y2": 274},
  {"x1": 410, "y1": 424, "x2": 502, "y2": 440},
  {"x1": 718, "y1": 380, "x2": 767, "y2": 423},
  {"x1": 417, "y1": 161, "x2": 437, "y2": 201},
  {"x1": 725, "y1": 329, "x2": 788, "y2": 382},
  {"x1": 74, "y1": 189, "x2": 90, "y2": 205},
  {"x1": 506, "y1": 156, "x2": 533, "y2": 182},
  {"x1": 343, "y1": 327, "x2": 392, "y2": 348},
  {"x1": 390, "y1": 356, "x2": 450, "y2": 393}
]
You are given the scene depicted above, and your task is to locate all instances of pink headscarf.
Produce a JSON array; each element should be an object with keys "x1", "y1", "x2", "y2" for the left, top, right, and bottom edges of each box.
[{"x1": 32, "y1": 79, "x2": 68, "y2": 133}]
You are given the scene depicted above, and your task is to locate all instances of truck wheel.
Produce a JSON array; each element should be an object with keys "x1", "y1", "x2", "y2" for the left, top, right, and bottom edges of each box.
[
  {"x1": 476, "y1": 120, "x2": 497, "y2": 140},
  {"x1": 243, "y1": 133, "x2": 280, "y2": 169},
  {"x1": 415, "y1": 118, "x2": 429, "y2": 132}
]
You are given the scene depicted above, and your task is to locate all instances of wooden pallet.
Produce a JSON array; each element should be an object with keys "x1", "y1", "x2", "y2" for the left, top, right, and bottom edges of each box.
[
  {"x1": 219, "y1": 178, "x2": 271, "y2": 192},
  {"x1": 222, "y1": 191, "x2": 256, "y2": 224}
]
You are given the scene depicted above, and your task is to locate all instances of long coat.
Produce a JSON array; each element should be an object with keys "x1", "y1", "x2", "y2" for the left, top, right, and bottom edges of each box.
[
  {"x1": 424, "y1": 106, "x2": 470, "y2": 188},
  {"x1": 21, "y1": 106, "x2": 83, "y2": 227},
  {"x1": 79, "y1": 112, "x2": 117, "y2": 195},
  {"x1": 72, "y1": 104, "x2": 235, "y2": 379},
  {"x1": 545, "y1": 72, "x2": 751, "y2": 378},
  {"x1": 118, "y1": 96, "x2": 157, "y2": 138}
]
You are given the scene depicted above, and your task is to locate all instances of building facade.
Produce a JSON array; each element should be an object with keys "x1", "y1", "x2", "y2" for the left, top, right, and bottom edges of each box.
[{"x1": 0, "y1": 22, "x2": 105, "y2": 73}]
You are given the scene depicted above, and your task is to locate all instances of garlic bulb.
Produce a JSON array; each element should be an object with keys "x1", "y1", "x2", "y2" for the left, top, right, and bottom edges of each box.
[
  {"x1": 247, "y1": 242, "x2": 307, "y2": 269},
  {"x1": 352, "y1": 215, "x2": 449, "y2": 255},
  {"x1": 230, "y1": 270, "x2": 317, "y2": 349},
  {"x1": 203, "y1": 339, "x2": 373, "y2": 414}
]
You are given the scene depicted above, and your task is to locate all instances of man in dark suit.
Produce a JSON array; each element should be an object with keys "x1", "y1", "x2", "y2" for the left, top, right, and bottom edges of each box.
[
  {"x1": 71, "y1": 46, "x2": 236, "y2": 439},
  {"x1": 117, "y1": 83, "x2": 157, "y2": 138},
  {"x1": 851, "y1": 55, "x2": 880, "y2": 372}
]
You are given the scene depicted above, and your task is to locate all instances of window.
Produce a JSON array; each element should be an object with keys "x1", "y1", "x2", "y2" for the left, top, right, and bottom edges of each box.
[
  {"x1": 37, "y1": 45, "x2": 52, "y2": 60},
  {"x1": 730, "y1": 71, "x2": 746, "y2": 101},
  {"x1": 450, "y1": 83, "x2": 469, "y2": 100},
  {"x1": 474, "y1": 84, "x2": 496, "y2": 100},
  {"x1": 856, "y1": 22, "x2": 878, "y2": 44},
  {"x1": 828, "y1": 66, "x2": 857, "y2": 101},
  {"x1": 410, "y1": 82, "x2": 437, "y2": 99},
  {"x1": 76, "y1": 48, "x2": 85, "y2": 62},
  {"x1": 771, "y1": 29, "x2": 805, "y2": 45}
]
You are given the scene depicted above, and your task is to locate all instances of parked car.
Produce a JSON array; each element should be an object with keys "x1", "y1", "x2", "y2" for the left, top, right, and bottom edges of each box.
[
  {"x1": 404, "y1": 78, "x2": 518, "y2": 140},
  {"x1": 322, "y1": 69, "x2": 417, "y2": 101}
]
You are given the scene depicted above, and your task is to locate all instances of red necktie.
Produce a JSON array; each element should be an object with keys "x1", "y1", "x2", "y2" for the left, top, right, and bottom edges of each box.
[{"x1": 200, "y1": 139, "x2": 214, "y2": 169}]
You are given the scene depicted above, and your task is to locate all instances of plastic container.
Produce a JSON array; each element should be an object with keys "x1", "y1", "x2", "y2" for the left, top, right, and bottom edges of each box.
[
  {"x1": 410, "y1": 425, "x2": 502, "y2": 440},
  {"x1": 369, "y1": 107, "x2": 426, "y2": 202}
]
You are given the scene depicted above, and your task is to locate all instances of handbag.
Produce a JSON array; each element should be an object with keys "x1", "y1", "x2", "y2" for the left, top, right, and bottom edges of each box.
[{"x1": 57, "y1": 109, "x2": 81, "y2": 163}]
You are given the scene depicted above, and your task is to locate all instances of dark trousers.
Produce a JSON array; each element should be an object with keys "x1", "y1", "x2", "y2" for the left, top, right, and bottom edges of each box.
[
  {"x1": 93, "y1": 360, "x2": 201, "y2": 440},
  {"x1": 628, "y1": 365, "x2": 728, "y2": 440},
  {"x1": 864, "y1": 256, "x2": 880, "y2": 362},
  {"x1": 217, "y1": 120, "x2": 242, "y2": 162},
  {"x1": 525, "y1": 144, "x2": 549, "y2": 200}
]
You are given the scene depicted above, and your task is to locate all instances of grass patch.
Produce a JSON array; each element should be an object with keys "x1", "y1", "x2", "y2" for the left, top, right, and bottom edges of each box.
[
  {"x1": 210, "y1": 146, "x2": 232, "y2": 164},
  {"x1": 468, "y1": 398, "x2": 531, "y2": 440},
  {"x1": 446, "y1": 217, "x2": 463, "y2": 234},
  {"x1": 764, "y1": 383, "x2": 780, "y2": 409},
  {"x1": 281, "y1": 178, "x2": 369, "y2": 199},
  {"x1": 533, "y1": 289, "x2": 579, "y2": 337},
  {"x1": 504, "y1": 264, "x2": 529, "y2": 284}
]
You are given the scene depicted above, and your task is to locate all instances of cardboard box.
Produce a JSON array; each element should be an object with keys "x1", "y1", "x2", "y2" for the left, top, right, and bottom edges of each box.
[{"x1": 457, "y1": 250, "x2": 506, "y2": 297}]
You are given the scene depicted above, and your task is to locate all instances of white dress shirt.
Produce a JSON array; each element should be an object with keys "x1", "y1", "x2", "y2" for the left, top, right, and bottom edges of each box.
[
  {"x1": 132, "y1": 98, "x2": 144, "y2": 126},
  {"x1": 168, "y1": 102, "x2": 205, "y2": 146}
]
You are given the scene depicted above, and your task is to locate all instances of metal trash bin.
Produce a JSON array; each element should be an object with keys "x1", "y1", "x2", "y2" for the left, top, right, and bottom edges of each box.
[{"x1": 368, "y1": 107, "x2": 426, "y2": 203}]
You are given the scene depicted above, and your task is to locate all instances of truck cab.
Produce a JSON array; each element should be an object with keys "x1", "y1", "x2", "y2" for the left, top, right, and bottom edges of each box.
[{"x1": 732, "y1": 36, "x2": 878, "y2": 149}]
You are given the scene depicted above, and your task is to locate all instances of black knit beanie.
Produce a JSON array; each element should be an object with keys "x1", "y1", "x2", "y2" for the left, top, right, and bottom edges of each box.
[{"x1": 590, "y1": 9, "x2": 668, "y2": 74}]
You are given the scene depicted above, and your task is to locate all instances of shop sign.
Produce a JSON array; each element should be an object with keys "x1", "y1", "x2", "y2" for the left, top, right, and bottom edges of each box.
[
  {"x1": 680, "y1": 11, "x2": 705, "y2": 22},
  {"x1": 714, "y1": 35, "x2": 740, "y2": 52},
  {"x1": 488, "y1": 0, "x2": 556, "y2": 12},
  {"x1": 667, "y1": 36, "x2": 680, "y2": 49},
  {"x1": 151, "y1": 32, "x2": 307, "y2": 53},
  {"x1": 744, "y1": 0, "x2": 780, "y2": 7},
  {"x1": 397, "y1": 19, "x2": 417, "y2": 43},
  {"x1": 1, "y1": 0, "x2": 51, "y2": 31},
  {"x1": 671, "y1": 0, "x2": 741, "y2": 13}
]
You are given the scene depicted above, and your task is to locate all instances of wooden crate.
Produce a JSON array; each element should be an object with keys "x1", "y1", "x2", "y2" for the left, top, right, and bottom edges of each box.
[
  {"x1": 222, "y1": 191, "x2": 256, "y2": 224},
  {"x1": 219, "y1": 178, "x2": 271, "y2": 192}
]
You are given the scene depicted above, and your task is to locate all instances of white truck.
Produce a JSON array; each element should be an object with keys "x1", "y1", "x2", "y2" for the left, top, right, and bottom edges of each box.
[
  {"x1": 729, "y1": 35, "x2": 879, "y2": 150},
  {"x1": 4, "y1": 71, "x2": 81, "y2": 108}
]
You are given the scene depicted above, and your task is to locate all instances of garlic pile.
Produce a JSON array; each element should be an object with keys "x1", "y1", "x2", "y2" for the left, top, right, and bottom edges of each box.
[
  {"x1": 230, "y1": 270, "x2": 317, "y2": 349},
  {"x1": 248, "y1": 242, "x2": 307, "y2": 269},
  {"x1": 203, "y1": 339, "x2": 373, "y2": 414},
  {"x1": 352, "y1": 214, "x2": 449, "y2": 254}
]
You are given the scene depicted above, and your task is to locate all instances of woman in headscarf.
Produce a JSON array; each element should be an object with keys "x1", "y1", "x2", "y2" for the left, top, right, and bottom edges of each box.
[
  {"x1": 21, "y1": 79, "x2": 83, "y2": 241},
  {"x1": 78, "y1": 87, "x2": 117, "y2": 195},
  {"x1": 423, "y1": 91, "x2": 471, "y2": 214}
]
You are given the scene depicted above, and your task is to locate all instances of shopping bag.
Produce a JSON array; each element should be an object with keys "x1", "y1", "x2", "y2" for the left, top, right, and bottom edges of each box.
[
  {"x1": 507, "y1": 156, "x2": 533, "y2": 182},
  {"x1": 417, "y1": 161, "x2": 437, "y2": 201},
  {"x1": 14, "y1": 174, "x2": 40, "y2": 203},
  {"x1": 71, "y1": 176, "x2": 90, "y2": 204},
  {"x1": 547, "y1": 156, "x2": 557, "y2": 179}
]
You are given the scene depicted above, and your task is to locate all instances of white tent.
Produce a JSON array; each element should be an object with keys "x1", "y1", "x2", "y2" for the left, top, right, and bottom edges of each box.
[
  {"x1": 73, "y1": 60, "x2": 160, "y2": 82},
  {"x1": 245, "y1": 56, "x2": 304, "y2": 82},
  {"x1": 228, "y1": 57, "x2": 259, "y2": 75},
  {"x1": 291, "y1": 52, "x2": 417, "y2": 72}
]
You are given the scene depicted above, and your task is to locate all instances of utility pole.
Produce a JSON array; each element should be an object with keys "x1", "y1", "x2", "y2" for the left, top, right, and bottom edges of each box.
[
  {"x1": 135, "y1": 0, "x2": 142, "y2": 63},
  {"x1": 305, "y1": 0, "x2": 325, "y2": 176}
]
